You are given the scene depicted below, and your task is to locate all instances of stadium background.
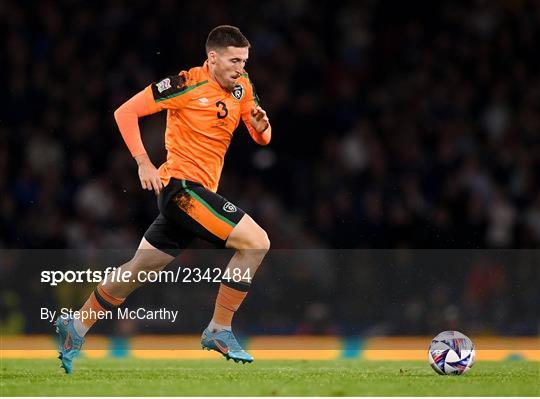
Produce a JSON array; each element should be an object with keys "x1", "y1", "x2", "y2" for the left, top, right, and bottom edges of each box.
[{"x1": 1, "y1": 0, "x2": 538, "y2": 348}]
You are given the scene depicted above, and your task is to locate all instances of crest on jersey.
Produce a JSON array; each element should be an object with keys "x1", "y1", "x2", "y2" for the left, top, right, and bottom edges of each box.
[
  {"x1": 156, "y1": 78, "x2": 172, "y2": 93},
  {"x1": 231, "y1": 84, "x2": 244, "y2": 100},
  {"x1": 223, "y1": 202, "x2": 237, "y2": 213}
]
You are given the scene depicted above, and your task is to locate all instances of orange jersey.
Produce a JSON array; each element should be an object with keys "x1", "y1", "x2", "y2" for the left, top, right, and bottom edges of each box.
[{"x1": 142, "y1": 62, "x2": 268, "y2": 192}]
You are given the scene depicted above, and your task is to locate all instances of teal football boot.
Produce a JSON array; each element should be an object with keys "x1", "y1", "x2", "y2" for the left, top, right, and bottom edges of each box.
[
  {"x1": 55, "y1": 316, "x2": 84, "y2": 374},
  {"x1": 201, "y1": 328, "x2": 253, "y2": 363}
]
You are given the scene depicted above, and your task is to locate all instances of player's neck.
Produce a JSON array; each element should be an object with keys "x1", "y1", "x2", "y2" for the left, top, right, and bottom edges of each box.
[{"x1": 207, "y1": 63, "x2": 228, "y2": 91}]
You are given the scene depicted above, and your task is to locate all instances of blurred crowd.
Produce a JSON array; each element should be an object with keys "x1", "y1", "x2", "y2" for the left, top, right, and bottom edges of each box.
[{"x1": 1, "y1": 0, "x2": 539, "y2": 334}]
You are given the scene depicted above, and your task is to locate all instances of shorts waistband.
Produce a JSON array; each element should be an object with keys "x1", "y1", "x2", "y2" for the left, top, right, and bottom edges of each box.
[{"x1": 170, "y1": 178, "x2": 203, "y2": 189}]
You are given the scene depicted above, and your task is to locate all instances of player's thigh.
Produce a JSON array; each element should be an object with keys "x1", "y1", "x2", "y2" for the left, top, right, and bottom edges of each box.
[
  {"x1": 225, "y1": 213, "x2": 270, "y2": 250},
  {"x1": 143, "y1": 211, "x2": 194, "y2": 258},
  {"x1": 161, "y1": 179, "x2": 245, "y2": 246}
]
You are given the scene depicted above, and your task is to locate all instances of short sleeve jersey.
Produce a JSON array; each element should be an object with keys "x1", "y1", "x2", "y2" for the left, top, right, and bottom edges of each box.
[{"x1": 143, "y1": 62, "x2": 260, "y2": 192}]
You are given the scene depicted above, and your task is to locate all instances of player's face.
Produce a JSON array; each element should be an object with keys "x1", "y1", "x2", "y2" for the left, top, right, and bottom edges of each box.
[{"x1": 209, "y1": 46, "x2": 249, "y2": 91}]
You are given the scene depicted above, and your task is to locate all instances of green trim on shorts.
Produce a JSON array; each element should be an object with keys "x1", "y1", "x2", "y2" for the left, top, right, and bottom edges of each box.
[{"x1": 182, "y1": 180, "x2": 237, "y2": 228}]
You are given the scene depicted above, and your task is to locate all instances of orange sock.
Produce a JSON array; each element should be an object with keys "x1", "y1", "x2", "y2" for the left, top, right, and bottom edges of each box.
[
  {"x1": 79, "y1": 285, "x2": 125, "y2": 328},
  {"x1": 212, "y1": 282, "x2": 249, "y2": 327}
]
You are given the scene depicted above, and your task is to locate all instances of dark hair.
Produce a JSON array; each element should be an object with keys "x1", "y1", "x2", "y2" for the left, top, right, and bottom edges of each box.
[{"x1": 205, "y1": 25, "x2": 250, "y2": 53}]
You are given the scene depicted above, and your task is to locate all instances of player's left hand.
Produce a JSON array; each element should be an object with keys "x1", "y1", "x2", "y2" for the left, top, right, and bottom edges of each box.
[{"x1": 250, "y1": 106, "x2": 270, "y2": 133}]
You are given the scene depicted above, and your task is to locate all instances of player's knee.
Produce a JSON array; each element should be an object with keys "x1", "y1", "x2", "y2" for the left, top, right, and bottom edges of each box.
[
  {"x1": 236, "y1": 228, "x2": 270, "y2": 251},
  {"x1": 259, "y1": 230, "x2": 271, "y2": 251}
]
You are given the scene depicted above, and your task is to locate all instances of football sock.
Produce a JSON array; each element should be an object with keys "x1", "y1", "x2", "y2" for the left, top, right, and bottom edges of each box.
[
  {"x1": 73, "y1": 318, "x2": 90, "y2": 337},
  {"x1": 75, "y1": 285, "x2": 125, "y2": 337},
  {"x1": 208, "y1": 320, "x2": 231, "y2": 332},
  {"x1": 209, "y1": 280, "x2": 250, "y2": 331}
]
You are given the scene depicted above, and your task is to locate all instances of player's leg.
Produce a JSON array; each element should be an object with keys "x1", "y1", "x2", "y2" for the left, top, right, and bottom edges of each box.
[
  {"x1": 55, "y1": 178, "x2": 195, "y2": 373},
  {"x1": 158, "y1": 179, "x2": 268, "y2": 362},
  {"x1": 171, "y1": 182, "x2": 269, "y2": 362},
  {"x1": 75, "y1": 237, "x2": 175, "y2": 333},
  {"x1": 201, "y1": 214, "x2": 270, "y2": 363},
  {"x1": 55, "y1": 237, "x2": 174, "y2": 373},
  {"x1": 208, "y1": 214, "x2": 270, "y2": 331},
  {"x1": 94, "y1": 237, "x2": 175, "y2": 298}
]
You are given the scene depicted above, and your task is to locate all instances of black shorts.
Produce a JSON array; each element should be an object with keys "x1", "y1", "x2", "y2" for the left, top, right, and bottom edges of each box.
[{"x1": 144, "y1": 178, "x2": 245, "y2": 256}]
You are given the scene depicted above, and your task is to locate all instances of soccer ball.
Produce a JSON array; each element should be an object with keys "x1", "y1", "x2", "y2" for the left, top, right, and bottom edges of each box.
[{"x1": 428, "y1": 331, "x2": 475, "y2": 375}]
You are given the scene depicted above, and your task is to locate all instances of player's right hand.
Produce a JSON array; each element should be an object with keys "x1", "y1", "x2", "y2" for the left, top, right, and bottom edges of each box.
[{"x1": 134, "y1": 154, "x2": 163, "y2": 196}]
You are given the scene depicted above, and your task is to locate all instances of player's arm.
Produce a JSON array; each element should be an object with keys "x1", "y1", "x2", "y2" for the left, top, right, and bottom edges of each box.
[
  {"x1": 113, "y1": 89, "x2": 164, "y2": 195},
  {"x1": 114, "y1": 74, "x2": 188, "y2": 195},
  {"x1": 241, "y1": 77, "x2": 271, "y2": 145}
]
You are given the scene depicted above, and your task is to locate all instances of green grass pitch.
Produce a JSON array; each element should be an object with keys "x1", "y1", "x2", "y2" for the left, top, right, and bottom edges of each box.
[{"x1": 1, "y1": 358, "x2": 538, "y2": 396}]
